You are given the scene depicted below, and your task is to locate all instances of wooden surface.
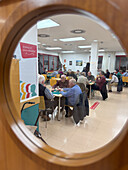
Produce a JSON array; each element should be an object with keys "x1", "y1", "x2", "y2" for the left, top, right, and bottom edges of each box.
[
  {"x1": 0, "y1": 0, "x2": 128, "y2": 170},
  {"x1": 20, "y1": 96, "x2": 40, "y2": 110},
  {"x1": 10, "y1": 59, "x2": 20, "y2": 116}
]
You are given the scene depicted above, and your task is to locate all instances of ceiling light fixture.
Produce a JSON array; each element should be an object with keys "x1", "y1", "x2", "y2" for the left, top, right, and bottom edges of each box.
[
  {"x1": 37, "y1": 42, "x2": 41, "y2": 44},
  {"x1": 53, "y1": 39, "x2": 58, "y2": 41},
  {"x1": 78, "y1": 45, "x2": 91, "y2": 48},
  {"x1": 59, "y1": 37, "x2": 85, "y2": 42},
  {"x1": 70, "y1": 29, "x2": 85, "y2": 34},
  {"x1": 38, "y1": 34, "x2": 50, "y2": 38},
  {"x1": 61, "y1": 51, "x2": 74, "y2": 53},
  {"x1": 46, "y1": 47, "x2": 62, "y2": 50},
  {"x1": 37, "y1": 19, "x2": 60, "y2": 29},
  {"x1": 98, "y1": 49, "x2": 105, "y2": 52}
]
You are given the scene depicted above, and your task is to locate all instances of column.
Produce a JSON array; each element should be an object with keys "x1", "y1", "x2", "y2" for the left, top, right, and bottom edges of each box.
[{"x1": 90, "y1": 42, "x2": 99, "y2": 77}]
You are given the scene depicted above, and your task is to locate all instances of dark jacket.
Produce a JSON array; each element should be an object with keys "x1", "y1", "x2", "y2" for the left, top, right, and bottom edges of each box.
[
  {"x1": 72, "y1": 92, "x2": 89, "y2": 124},
  {"x1": 100, "y1": 82, "x2": 108, "y2": 100}
]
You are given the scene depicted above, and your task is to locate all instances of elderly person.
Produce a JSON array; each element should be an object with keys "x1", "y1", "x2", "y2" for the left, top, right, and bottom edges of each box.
[
  {"x1": 87, "y1": 71, "x2": 95, "y2": 82},
  {"x1": 77, "y1": 72, "x2": 89, "y2": 86},
  {"x1": 87, "y1": 71, "x2": 108, "y2": 100},
  {"x1": 39, "y1": 75, "x2": 56, "y2": 121},
  {"x1": 52, "y1": 75, "x2": 69, "y2": 89},
  {"x1": 60, "y1": 79, "x2": 82, "y2": 117}
]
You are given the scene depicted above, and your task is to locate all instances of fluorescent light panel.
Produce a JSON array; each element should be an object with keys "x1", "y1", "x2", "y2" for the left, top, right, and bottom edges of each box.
[
  {"x1": 46, "y1": 47, "x2": 62, "y2": 50},
  {"x1": 78, "y1": 45, "x2": 91, "y2": 48},
  {"x1": 61, "y1": 51, "x2": 74, "y2": 53},
  {"x1": 59, "y1": 37, "x2": 85, "y2": 42},
  {"x1": 37, "y1": 19, "x2": 60, "y2": 29},
  {"x1": 99, "y1": 49, "x2": 105, "y2": 52}
]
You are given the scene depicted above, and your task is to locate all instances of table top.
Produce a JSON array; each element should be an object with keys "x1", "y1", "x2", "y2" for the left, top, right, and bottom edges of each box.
[
  {"x1": 88, "y1": 82, "x2": 95, "y2": 85},
  {"x1": 52, "y1": 78, "x2": 61, "y2": 81},
  {"x1": 52, "y1": 90, "x2": 62, "y2": 97}
]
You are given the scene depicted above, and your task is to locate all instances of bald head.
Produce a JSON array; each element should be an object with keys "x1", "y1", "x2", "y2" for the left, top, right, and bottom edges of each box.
[{"x1": 69, "y1": 79, "x2": 76, "y2": 87}]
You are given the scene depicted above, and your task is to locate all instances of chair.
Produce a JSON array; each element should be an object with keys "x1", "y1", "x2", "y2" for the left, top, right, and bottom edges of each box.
[
  {"x1": 56, "y1": 74, "x2": 60, "y2": 78},
  {"x1": 122, "y1": 76, "x2": 128, "y2": 83},
  {"x1": 42, "y1": 74, "x2": 47, "y2": 81},
  {"x1": 50, "y1": 79, "x2": 57, "y2": 87},
  {"x1": 65, "y1": 92, "x2": 89, "y2": 124},
  {"x1": 39, "y1": 96, "x2": 53, "y2": 128}
]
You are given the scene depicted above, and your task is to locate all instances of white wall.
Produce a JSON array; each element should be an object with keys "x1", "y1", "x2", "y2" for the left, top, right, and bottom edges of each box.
[{"x1": 59, "y1": 53, "x2": 90, "y2": 72}]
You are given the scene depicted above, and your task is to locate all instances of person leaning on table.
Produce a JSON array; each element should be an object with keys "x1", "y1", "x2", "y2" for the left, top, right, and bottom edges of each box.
[
  {"x1": 60, "y1": 79, "x2": 82, "y2": 117},
  {"x1": 38, "y1": 74, "x2": 57, "y2": 121},
  {"x1": 108, "y1": 73, "x2": 119, "y2": 92}
]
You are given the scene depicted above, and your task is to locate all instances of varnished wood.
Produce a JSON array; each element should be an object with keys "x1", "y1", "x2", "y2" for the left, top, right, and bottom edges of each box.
[
  {"x1": 10, "y1": 59, "x2": 20, "y2": 116},
  {"x1": 0, "y1": 0, "x2": 128, "y2": 169},
  {"x1": 20, "y1": 96, "x2": 40, "y2": 110}
]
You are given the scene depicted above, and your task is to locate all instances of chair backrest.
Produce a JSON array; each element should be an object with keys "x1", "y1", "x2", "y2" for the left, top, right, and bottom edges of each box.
[
  {"x1": 122, "y1": 76, "x2": 128, "y2": 82},
  {"x1": 39, "y1": 96, "x2": 45, "y2": 110},
  {"x1": 51, "y1": 77, "x2": 55, "y2": 79},
  {"x1": 50, "y1": 79, "x2": 57, "y2": 87},
  {"x1": 56, "y1": 74, "x2": 60, "y2": 78},
  {"x1": 77, "y1": 83, "x2": 86, "y2": 92}
]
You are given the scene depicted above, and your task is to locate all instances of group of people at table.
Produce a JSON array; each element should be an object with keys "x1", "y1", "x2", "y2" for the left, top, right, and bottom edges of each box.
[{"x1": 38, "y1": 68, "x2": 123, "y2": 121}]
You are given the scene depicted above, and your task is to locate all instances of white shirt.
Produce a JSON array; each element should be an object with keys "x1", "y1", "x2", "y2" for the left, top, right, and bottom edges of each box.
[{"x1": 111, "y1": 75, "x2": 119, "y2": 83}]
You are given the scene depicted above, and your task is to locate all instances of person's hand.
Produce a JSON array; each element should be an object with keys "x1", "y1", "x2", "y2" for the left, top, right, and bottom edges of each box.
[
  {"x1": 59, "y1": 88, "x2": 63, "y2": 91},
  {"x1": 51, "y1": 88, "x2": 54, "y2": 92},
  {"x1": 89, "y1": 80, "x2": 91, "y2": 82},
  {"x1": 43, "y1": 84, "x2": 46, "y2": 87}
]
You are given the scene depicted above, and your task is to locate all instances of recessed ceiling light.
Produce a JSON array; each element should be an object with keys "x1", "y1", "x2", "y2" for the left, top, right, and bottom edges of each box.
[
  {"x1": 38, "y1": 34, "x2": 50, "y2": 38},
  {"x1": 53, "y1": 39, "x2": 58, "y2": 41},
  {"x1": 93, "y1": 40, "x2": 98, "y2": 42},
  {"x1": 61, "y1": 51, "x2": 74, "y2": 53},
  {"x1": 70, "y1": 29, "x2": 85, "y2": 34},
  {"x1": 46, "y1": 47, "x2": 62, "y2": 50},
  {"x1": 78, "y1": 45, "x2": 91, "y2": 48},
  {"x1": 37, "y1": 19, "x2": 60, "y2": 29},
  {"x1": 37, "y1": 42, "x2": 41, "y2": 44},
  {"x1": 59, "y1": 37, "x2": 85, "y2": 42}
]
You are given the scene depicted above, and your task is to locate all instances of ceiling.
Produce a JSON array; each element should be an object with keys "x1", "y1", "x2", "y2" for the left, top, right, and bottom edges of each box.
[{"x1": 37, "y1": 14, "x2": 124, "y2": 54}]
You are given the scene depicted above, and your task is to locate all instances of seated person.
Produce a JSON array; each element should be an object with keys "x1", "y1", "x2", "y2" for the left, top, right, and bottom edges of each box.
[
  {"x1": 77, "y1": 72, "x2": 89, "y2": 92},
  {"x1": 87, "y1": 71, "x2": 107, "y2": 100},
  {"x1": 53, "y1": 75, "x2": 69, "y2": 89},
  {"x1": 76, "y1": 70, "x2": 81, "y2": 77},
  {"x1": 66, "y1": 69, "x2": 72, "y2": 76},
  {"x1": 51, "y1": 70, "x2": 58, "y2": 77},
  {"x1": 60, "y1": 79, "x2": 82, "y2": 117},
  {"x1": 52, "y1": 75, "x2": 69, "y2": 114},
  {"x1": 42, "y1": 68, "x2": 47, "y2": 74},
  {"x1": 123, "y1": 70, "x2": 128, "y2": 77},
  {"x1": 87, "y1": 71, "x2": 95, "y2": 82},
  {"x1": 108, "y1": 73, "x2": 119, "y2": 92},
  {"x1": 70, "y1": 71, "x2": 78, "y2": 81},
  {"x1": 38, "y1": 75, "x2": 57, "y2": 121}
]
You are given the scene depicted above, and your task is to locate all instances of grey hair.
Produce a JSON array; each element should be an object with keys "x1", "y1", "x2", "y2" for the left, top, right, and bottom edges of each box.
[
  {"x1": 69, "y1": 78, "x2": 76, "y2": 85},
  {"x1": 61, "y1": 75, "x2": 66, "y2": 78},
  {"x1": 38, "y1": 74, "x2": 45, "y2": 84}
]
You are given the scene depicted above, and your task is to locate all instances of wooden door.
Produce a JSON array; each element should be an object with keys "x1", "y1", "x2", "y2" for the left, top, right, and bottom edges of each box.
[{"x1": 0, "y1": 0, "x2": 128, "y2": 169}]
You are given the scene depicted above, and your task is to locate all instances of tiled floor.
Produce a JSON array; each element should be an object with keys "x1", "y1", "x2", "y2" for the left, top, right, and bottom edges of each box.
[{"x1": 39, "y1": 87, "x2": 128, "y2": 154}]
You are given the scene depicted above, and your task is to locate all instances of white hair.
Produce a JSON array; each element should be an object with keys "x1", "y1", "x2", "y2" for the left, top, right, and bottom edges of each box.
[
  {"x1": 61, "y1": 75, "x2": 66, "y2": 78},
  {"x1": 69, "y1": 78, "x2": 76, "y2": 85},
  {"x1": 38, "y1": 74, "x2": 45, "y2": 84}
]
